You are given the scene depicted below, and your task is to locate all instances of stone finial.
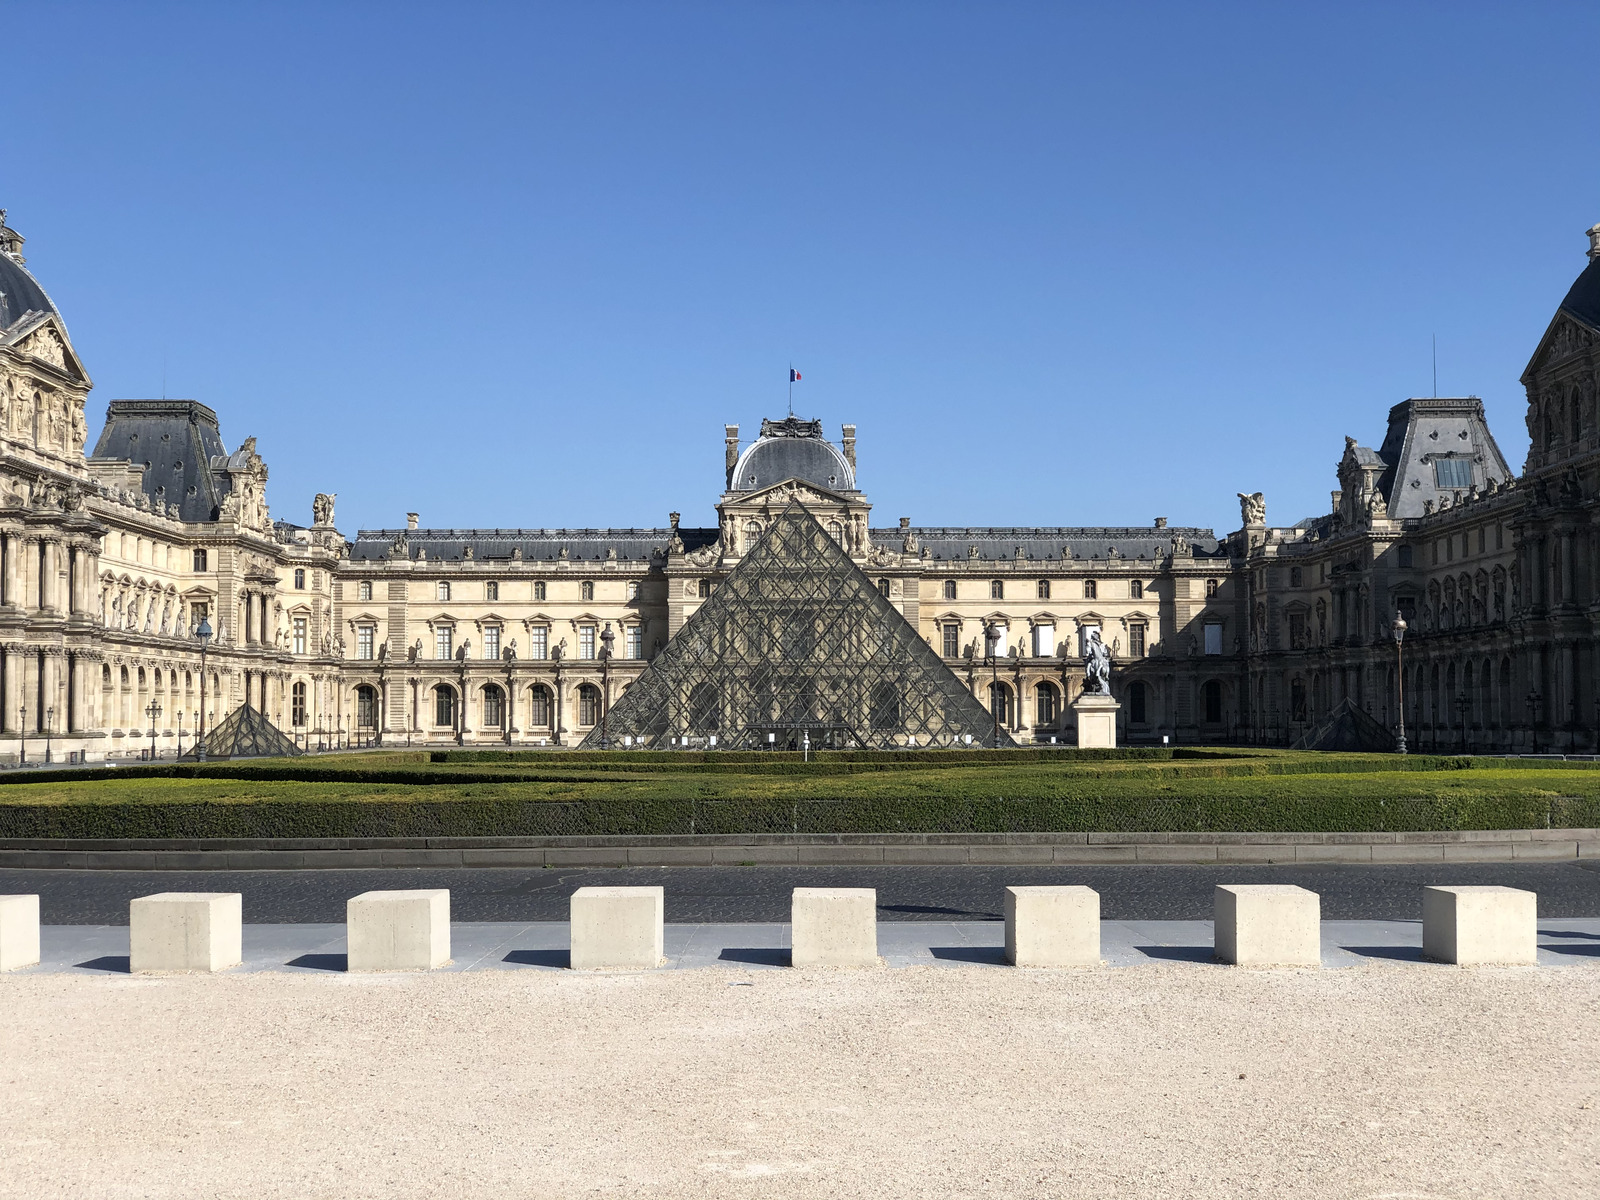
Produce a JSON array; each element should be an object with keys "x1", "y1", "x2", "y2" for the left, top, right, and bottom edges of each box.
[
  {"x1": 1153, "y1": 517, "x2": 1167, "y2": 529},
  {"x1": 1589, "y1": 223, "x2": 1600, "y2": 261},
  {"x1": 0, "y1": 211, "x2": 24, "y2": 264},
  {"x1": 406, "y1": 512, "x2": 419, "y2": 531},
  {"x1": 841, "y1": 424, "x2": 857, "y2": 472}
]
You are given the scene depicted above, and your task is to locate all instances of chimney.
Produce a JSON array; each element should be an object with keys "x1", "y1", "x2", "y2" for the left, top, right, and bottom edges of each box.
[
  {"x1": 841, "y1": 424, "x2": 857, "y2": 473},
  {"x1": 724, "y1": 424, "x2": 740, "y2": 489},
  {"x1": 1589, "y1": 223, "x2": 1600, "y2": 261},
  {"x1": 406, "y1": 512, "x2": 419, "y2": 531}
]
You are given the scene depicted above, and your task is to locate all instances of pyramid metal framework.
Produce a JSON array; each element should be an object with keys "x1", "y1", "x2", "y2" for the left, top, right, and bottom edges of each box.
[
  {"x1": 179, "y1": 704, "x2": 304, "y2": 760},
  {"x1": 580, "y1": 501, "x2": 1014, "y2": 750}
]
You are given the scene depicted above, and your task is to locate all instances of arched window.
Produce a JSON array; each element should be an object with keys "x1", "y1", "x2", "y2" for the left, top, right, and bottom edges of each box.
[
  {"x1": 1291, "y1": 677, "x2": 1307, "y2": 723},
  {"x1": 356, "y1": 684, "x2": 378, "y2": 729},
  {"x1": 1034, "y1": 681, "x2": 1058, "y2": 725},
  {"x1": 528, "y1": 685, "x2": 552, "y2": 728},
  {"x1": 291, "y1": 681, "x2": 307, "y2": 726},
  {"x1": 1203, "y1": 680, "x2": 1222, "y2": 723},
  {"x1": 482, "y1": 684, "x2": 503, "y2": 728},
  {"x1": 688, "y1": 683, "x2": 720, "y2": 733},
  {"x1": 1130, "y1": 579, "x2": 1144, "y2": 599},
  {"x1": 437, "y1": 580, "x2": 451, "y2": 602},
  {"x1": 485, "y1": 581, "x2": 499, "y2": 601},
  {"x1": 577, "y1": 683, "x2": 602, "y2": 726},
  {"x1": 943, "y1": 580, "x2": 957, "y2": 600},
  {"x1": 581, "y1": 580, "x2": 594, "y2": 602},
  {"x1": 828, "y1": 520, "x2": 845, "y2": 547},
  {"x1": 877, "y1": 578, "x2": 890, "y2": 597},
  {"x1": 358, "y1": 580, "x2": 372, "y2": 601},
  {"x1": 1127, "y1": 680, "x2": 1146, "y2": 725},
  {"x1": 987, "y1": 682, "x2": 1011, "y2": 725},
  {"x1": 697, "y1": 579, "x2": 711, "y2": 599},
  {"x1": 990, "y1": 580, "x2": 1004, "y2": 600},
  {"x1": 434, "y1": 685, "x2": 456, "y2": 728},
  {"x1": 744, "y1": 519, "x2": 762, "y2": 550},
  {"x1": 1083, "y1": 579, "x2": 1097, "y2": 600},
  {"x1": 1036, "y1": 579, "x2": 1051, "y2": 600},
  {"x1": 869, "y1": 684, "x2": 900, "y2": 730}
]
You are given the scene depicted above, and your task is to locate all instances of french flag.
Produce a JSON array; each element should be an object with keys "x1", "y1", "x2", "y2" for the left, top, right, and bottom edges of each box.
[{"x1": 790, "y1": 369, "x2": 801, "y2": 382}]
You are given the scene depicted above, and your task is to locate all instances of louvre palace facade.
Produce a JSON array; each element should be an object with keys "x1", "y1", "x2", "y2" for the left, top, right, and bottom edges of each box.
[{"x1": 2, "y1": 210, "x2": 1599, "y2": 757}]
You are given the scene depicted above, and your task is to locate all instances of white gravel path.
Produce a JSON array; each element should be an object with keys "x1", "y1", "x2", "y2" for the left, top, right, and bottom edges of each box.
[{"x1": 1, "y1": 964, "x2": 1597, "y2": 1199}]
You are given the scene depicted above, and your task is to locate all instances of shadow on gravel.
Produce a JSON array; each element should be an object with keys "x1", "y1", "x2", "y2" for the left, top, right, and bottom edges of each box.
[
  {"x1": 286, "y1": 953, "x2": 348, "y2": 972},
  {"x1": 1342, "y1": 946, "x2": 1427, "y2": 962},
  {"x1": 1541, "y1": 929, "x2": 1600, "y2": 939},
  {"x1": 928, "y1": 945, "x2": 1008, "y2": 965},
  {"x1": 503, "y1": 949, "x2": 570, "y2": 969},
  {"x1": 879, "y1": 904, "x2": 1002, "y2": 920},
  {"x1": 74, "y1": 955, "x2": 129, "y2": 973},
  {"x1": 718, "y1": 947, "x2": 790, "y2": 967},
  {"x1": 1134, "y1": 946, "x2": 1217, "y2": 964}
]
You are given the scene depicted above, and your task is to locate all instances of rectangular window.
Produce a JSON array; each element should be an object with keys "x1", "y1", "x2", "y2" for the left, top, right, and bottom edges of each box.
[
  {"x1": 1129, "y1": 622, "x2": 1146, "y2": 657},
  {"x1": 294, "y1": 568, "x2": 305, "y2": 590},
  {"x1": 529, "y1": 627, "x2": 548, "y2": 659},
  {"x1": 1434, "y1": 458, "x2": 1473, "y2": 489},
  {"x1": 626, "y1": 581, "x2": 638, "y2": 600},
  {"x1": 626, "y1": 626, "x2": 642, "y2": 659},
  {"x1": 436, "y1": 626, "x2": 453, "y2": 660},
  {"x1": 534, "y1": 580, "x2": 546, "y2": 601},
  {"x1": 486, "y1": 581, "x2": 499, "y2": 601},
  {"x1": 579, "y1": 625, "x2": 596, "y2": 660},
  {"x1": 942, "y1": 625, "x2": 959, "y2": 658},
  {"x1": 192, "y1": 548, "x2": 207, "y2": 572},
  {"x1": 357, "y1": 625, "x2": 374, "y2": 660},
  {"x1": 293, "y1": 617, "x2": 307, "y2": 656},
  {"x1": 1477, "y1": 527, "x2": 1486, "y2": 554},
  {"x1": 484, "y1": 626, "x2": 500, "y2": 660},
  {"x1": 1288, "y1": 612, "x2": 1306, "y2": 650},
  {"x1": 358, "y1": 580, "x2": 372, "y2": 601},
  {"x1": 1204, "y1": 623, "x2": 1223, "y2": 655}
]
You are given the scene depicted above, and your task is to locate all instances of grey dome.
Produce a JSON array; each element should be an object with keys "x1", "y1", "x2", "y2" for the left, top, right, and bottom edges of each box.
[
  {"x1": 731, "y1": 418, "x2": 856, "y2": 493},
  {"x1": 0, "y1": 254, "x2": 56, "y2": 332}
]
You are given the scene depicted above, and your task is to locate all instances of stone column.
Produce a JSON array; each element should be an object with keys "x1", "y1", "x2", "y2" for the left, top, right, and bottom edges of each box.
[
  {"x1": 1561, "y1": 532, "x2": 1575, "y2": 604},
  {"x1": 3, "y1": 534, "x2": 17, "y2": 609}
]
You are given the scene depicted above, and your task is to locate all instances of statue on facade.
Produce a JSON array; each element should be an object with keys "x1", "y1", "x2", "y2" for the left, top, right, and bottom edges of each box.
[
  {"x1": 1081, "y1": 627, "x2": 1111, "y2": 694},
  {"x1": 312, "y1": 493, "x2": 336, "y2": 526},
  {"x1": 1237, "y1": 492, "x2": 1266, "y2": 526},
  {"x1": 503, "y1": 639, "x2": 517, "y2": 661},
  {"x1": 407, "y1": 639, "x2": 421, "y2": 663}
]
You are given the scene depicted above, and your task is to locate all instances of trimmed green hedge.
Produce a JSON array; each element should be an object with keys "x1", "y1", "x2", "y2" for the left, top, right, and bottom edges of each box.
[{"x1": 2, "y1": 793, "x2": 1595, "y2": 840}]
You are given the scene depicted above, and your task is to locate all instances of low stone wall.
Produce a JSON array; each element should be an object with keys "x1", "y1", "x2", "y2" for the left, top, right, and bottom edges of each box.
[{"x1": 1, "y1": 827, "x2": 1595, "y2": 868}]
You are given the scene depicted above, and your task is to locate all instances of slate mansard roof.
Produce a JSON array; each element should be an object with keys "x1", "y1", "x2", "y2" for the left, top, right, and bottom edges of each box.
[
  {"x1": 348, "y1": 527, "x2": 719, "y2": 563},
  {"x1": 729, "y1": 416, "x2": 856, "y2": 493},
  {"x1": 0, "y1": 253, "x2": 57, "y2": 332},
  {"x1": 876, "y1": 527, "x2": 1223, "y2": 562},
  {"x1": 1557, "y1": 254, "x2": 1600, "y2": 331},
  {"x1": 90, "y1": 400, "x2": 235, "y2": 523}
]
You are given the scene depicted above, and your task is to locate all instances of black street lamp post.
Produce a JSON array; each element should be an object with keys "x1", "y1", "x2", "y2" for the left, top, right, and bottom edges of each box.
[
  {"x1": 18, "y1": 704, "x2": 25, "y2": 767},
  {"x1": 177, "y1": 710, "x2": 186, "y2": 758},
  {"x1": 44, "y1": 706, "x2": 54, "y2": 765},
  {"x1": 146, "y1": 699, "x2": 162, "y2": 761},
  {"x1": 194, "y1": 615, "x2": 213, "y2": 762},
  {"x1": 1454, "y1": 691, "x2": 1470, "y2": 754},
  {"x1": 983, "y1": 620, "x2": 1001, "y2": 749},
  {"x1": 1526, "y1": 688, "x2": 1542, "y2": 754},
  {"x1": 1391, "y1": 614, "x2": 1407, "y2": 755}
]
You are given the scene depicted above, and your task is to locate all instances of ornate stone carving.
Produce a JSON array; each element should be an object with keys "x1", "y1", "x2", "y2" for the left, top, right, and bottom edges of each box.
[
  {"x1": 1238, "y1": 491, "x2": 1266, "y2": 526},
  {"x1": 312, "y1": 493, "x2": 336, "y2": 526},
  {"x1": 1081, "y1": 627, "x2": 1111, "y2": 694}
]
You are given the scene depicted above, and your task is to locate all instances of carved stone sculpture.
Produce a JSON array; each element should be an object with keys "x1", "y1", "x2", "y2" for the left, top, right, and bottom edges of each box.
[
  {"x1": 1081, "y1": 627, "x2": 1111, "y2": 694},
  {"x1": 312, "y1": 493, "x2": 336, "y2": 526},
  {"x1": 1238, "y1": 492, "x2": 1266, "y2": 526}
]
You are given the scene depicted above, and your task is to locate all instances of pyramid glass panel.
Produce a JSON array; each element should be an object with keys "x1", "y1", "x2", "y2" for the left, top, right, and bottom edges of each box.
[
  {"x1": 179, "y1": 704, "x2": 304, "y2": 760},
  {"x1": 581, "y1": 501, "x2": 1014, "y2": 749}
]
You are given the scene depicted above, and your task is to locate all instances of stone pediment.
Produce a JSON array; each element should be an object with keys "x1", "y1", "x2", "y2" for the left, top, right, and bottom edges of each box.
[
  {"x1": 1525, "y1": 313, "x2": 1599, "y2": 380},
  {"x1": 726, "y1": 478, "x2": 857, "y2": 510},
  {"x1": 3, "y1": 313, "x2": 89, "y2": 384}
]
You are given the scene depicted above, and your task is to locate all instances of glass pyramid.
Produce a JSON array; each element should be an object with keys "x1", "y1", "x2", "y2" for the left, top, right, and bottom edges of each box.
[
  {"x1": 179, "y1": 704, "x2": 304, "y2": 760},
  {"x1": 581, "y1": 500, "x2": 1014, "y2": 749}
]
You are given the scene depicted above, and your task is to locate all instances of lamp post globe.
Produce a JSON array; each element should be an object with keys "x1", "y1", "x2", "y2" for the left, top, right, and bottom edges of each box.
[{"x1": 1390, "y1": 612, "x2": 1407, "y2": 755}]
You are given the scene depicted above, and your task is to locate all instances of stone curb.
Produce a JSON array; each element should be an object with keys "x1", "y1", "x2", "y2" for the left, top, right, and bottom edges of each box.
[{"x1": 0, "y1": 828, "x2": 1594, "y2": 869}]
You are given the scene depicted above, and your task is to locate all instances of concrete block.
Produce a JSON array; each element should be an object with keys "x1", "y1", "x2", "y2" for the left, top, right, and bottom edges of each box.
[
  {"x1": 570, "y1": 886, "x2": 664, "y2": 969},
  {"x1": 0, "y1": 894, "x2": 40, "y2": 970},
  {"x1": 1004, "y1": 886, "x2": 1100, "y2": 966},
  {"x1": 1422, "y1": 885, "x2": 1537, "y2": 965},
  {"x1": 792, "y1": 887, "x2": 878, "y2": 967},
  {"x1": 1214, "y1": 884, "x2": 1320, "y2": 966},
  {"x1": 347, "y1": 889, "x2": 451, "y2": 971},
  {"x1": 130, "y1": 893, "x2": 242, "y2": 973}
]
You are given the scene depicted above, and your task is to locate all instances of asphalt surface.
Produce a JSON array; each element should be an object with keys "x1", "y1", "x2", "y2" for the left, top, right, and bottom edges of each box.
[{"x1": 5, "y1": 861, "x2": 1600, "y2": 923}]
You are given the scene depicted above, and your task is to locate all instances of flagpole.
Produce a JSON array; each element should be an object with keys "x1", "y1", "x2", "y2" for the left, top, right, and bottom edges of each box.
[{"x1": 788, "y1": 363, "x2": 793, "y2": 416}]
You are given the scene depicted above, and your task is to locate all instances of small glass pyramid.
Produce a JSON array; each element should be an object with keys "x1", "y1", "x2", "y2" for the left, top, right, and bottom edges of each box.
[
  {"x1": 580, "y1": 500, "x2": 1014, "y2": 749},
  {"x1": 179, "y1": 704, "x2": 304, "y2": 759}
]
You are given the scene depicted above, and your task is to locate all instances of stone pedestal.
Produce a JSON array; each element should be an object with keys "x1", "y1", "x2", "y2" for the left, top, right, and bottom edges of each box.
[
  {"x1": 1214, "y1": 884, "x2": 1321, "y2": 966},
  {"x1": 0, "y1": 894, "x2": 40, "y2": 971},
  {"x1": 570, "y1": 886, "x2": 664, "y2": 969},
  {"x1": 347, "y1": 889, "x2": 451, "y2": 971},
  {"x1": 1004, "y1": 885, "x2": 1100, "y2": 966},
  {"x1": 1423, "y1": 885, "x2": 1537, "y2": 965},
  {"x1": 130, "y1": 893, "x2": 242, "y2": 973},
  {"x1": 1072, "y1": 693, "x2": 1121, "y2": 748},
  {"x1": 792, "y1": 887, "x2": 878, "y2": 967}
]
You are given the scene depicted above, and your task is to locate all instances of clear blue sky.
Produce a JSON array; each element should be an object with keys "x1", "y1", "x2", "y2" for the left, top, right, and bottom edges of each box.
[{"x1": 6, "y1": 2, "x2": 1599, "y2": 537}]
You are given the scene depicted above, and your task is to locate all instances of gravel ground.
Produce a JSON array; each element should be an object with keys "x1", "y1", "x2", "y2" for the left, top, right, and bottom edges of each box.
[{"x1": 2, "y1": 966, "x2": 1597, "y2": 1199}]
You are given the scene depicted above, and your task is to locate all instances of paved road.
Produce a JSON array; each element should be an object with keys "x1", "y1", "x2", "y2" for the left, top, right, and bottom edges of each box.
[{"x1": 5, "y1": 861, "x2": 1600, "y2": 923}]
